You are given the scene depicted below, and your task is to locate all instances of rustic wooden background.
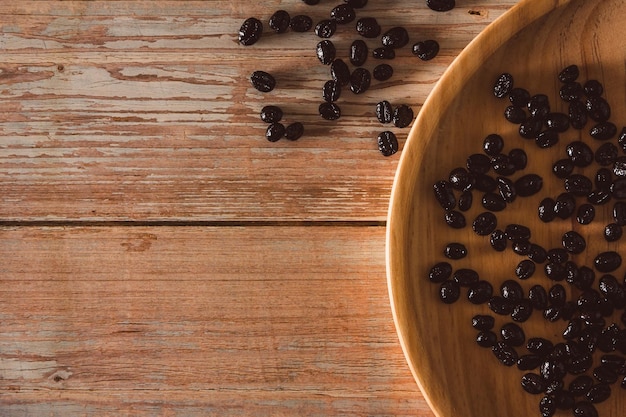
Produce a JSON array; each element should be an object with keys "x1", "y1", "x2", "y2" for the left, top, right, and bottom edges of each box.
[{"x1": 0, "y1": 1, "x2": 518, "y2": 415}]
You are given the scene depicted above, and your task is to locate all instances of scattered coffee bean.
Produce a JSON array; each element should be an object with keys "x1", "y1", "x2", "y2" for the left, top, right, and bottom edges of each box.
[
  {"x1": 330, "y1": 4, "x2": 356, "y2": 24},
  {"x1": 472, "y1": 212, "x2": 497, "y2": 235},
  {"x1": 412, "y1": 40, "x2": 440, "y2": 61},
  {"x1": 265, "y1": 122, "x2": 285, "y2": 142},
  {"x1": 319, "y1": 102, "x2": 341, "y2": 120},
  {"x1": 290, "y1": 14, "x2": 313, "y2": 32},
  {"x1": 238, "y1": 17, "x2": 263, "y2": 46},
  {"x1": 250, "y1": 70, "x2": 276, "y2": 92},
  {"x1": 269, "y1": 10, "x2": 290, "y2": 33},
  {"x1": 345, "y1": 0, "x2": 368, "y2": 8},
  {"x1": 439, "y1": 280, "x2": 461, "y2": 304},
  {"x1": 492, "y1": 341, "x2": 518, "y2": 366},
  {"x1": 260, "y1": 105, "x2": 283, "y2": 123},
  {"x1": 316, "y1": 40, "x2": 336, "y2": 65},
  {"x1": 377, "y1": 131, "x2": 398, "y2": 157},
  {"x1": 472, "y1": 314, "x2": 495, "y2": 331},
  {"x1": 429, "y1": 261, "x2": 452, "y2": 283},
  {"x1": 315, "y1": 19, "x2": 337, "y2": 38},
  {"x1": 322, "y1": 80, "x2": 341, "y2": 102},
  {"x1": 392, "y1": 104, "x2": 414, "y2": 128},
  {"x1": 373, "y1": 64, "x2": 394, "y2": 81},
  {"x1": 330, "y1": 59, "x2": 351, "y2": 86},
  {"x1": 493, "y1": 73, "x2": 514, "y2": 98},
  {"x1": 476, "y1": 330, "x2": 498, "y2": 347},
  {"x1": 426, "y1": 0, "x2": 456, "y2": 12},
  {"x1": 468, "y1": 280, "x2": 493, "y2": 304},
  {"x1": 284, "y1": 122, "x2": 304, "y2": 141},
  {"x1": 521, "y1": 373, "x2": 546, "y2": 395},
  {"x1": 355, "y1": 17, "x2": 381, "y2": 38},
  {"x1": 372, "y1": 46, "x2": 395, "y2": 59},
  {"x1": 376, "y1": 100, "x2": 393, "y2": 124},
  {"x1": 381, "y1": 27, "x2": 410, "y2": 49},
  {"x1": 594, "y1": 251, "x2": 621, "y2": 273},
  {"x1": 350, "y1": 39, "x2": 368, "y2": 66},
  {"x1": 350, "y1": 68, "x2": 371, "y2": 94}
]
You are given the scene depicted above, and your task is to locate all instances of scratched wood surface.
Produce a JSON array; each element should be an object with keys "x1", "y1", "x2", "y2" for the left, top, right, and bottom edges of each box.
[{"x1": 0, "y1": 1, "x2": 518, "y2": 416}]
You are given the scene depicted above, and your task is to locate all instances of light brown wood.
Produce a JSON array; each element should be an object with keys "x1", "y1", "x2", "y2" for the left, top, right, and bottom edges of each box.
[{"x1": 388, "y1": 0, "x2": 626, "y2": 416}]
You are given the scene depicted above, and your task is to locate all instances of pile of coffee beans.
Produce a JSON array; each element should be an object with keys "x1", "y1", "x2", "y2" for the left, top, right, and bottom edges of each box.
[
  {"x1": 238, "y1": 1, "x2": 451, "y2": 156},
  {"x1": 428, "y1": 64, "x2": 626, "y2": 417}
]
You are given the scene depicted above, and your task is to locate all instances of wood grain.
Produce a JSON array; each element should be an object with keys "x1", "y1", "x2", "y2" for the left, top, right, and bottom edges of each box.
[
  {"x1": 0, "y1": 0, "x2": 519, "y2": 221},
  {"x1": 388, "y1": 0, "x2": 626, "y2": 416}
]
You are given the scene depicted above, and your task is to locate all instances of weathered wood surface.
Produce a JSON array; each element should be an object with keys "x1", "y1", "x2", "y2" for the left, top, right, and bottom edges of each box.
[{"x1": 0, "y1": 1, "x2": 519, "y2": 416}]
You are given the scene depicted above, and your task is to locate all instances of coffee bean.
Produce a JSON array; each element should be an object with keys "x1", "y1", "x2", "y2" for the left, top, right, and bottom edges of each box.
[
  {"x1": 558, "y1": 64, "x2": 579, "y2": 82},
  {"x1": 322, "y1": 80, "x2": 341, "y2": 102},
  {"x1": 250, "y1": 70, "x2": 276, "y2": 92},
  {"x1": 504, "y1": 105, "x2": 527, "y2": 123},
  {"x1": 528, "y1": 94, "x2": 550, "y2": 119},
  {"x1": 265, "y1": 123, "x2": 285, "y2": 142},
  {"x1": 290, "y1": 15, "x2": 313, "y2": 32},
  {"x1": 493, "y1": 73, "x2": 514, "y2": 99},
  {"x1": 562, "y1": 231, "x2": 586, "y2": 254},
  {"x1": 521, "y1": 373, "x2": 546, "y2": 394},
  {"x1": 427, "y1": 0, "x2": 456, "y2": 12},
  {"x1": 412, "y1": 40, "x2": 440, "y2": 60},
  {"x1": 284, "y1": 122, "x2": 304, "y2": 141},
  {"x1": 376, "y1": 100, "x2": 393, "y2": 124},
  {"x1": 467, "y1": 280, "x2": 493, "y2": 304},
  {"x1": 350, "y1": 40, "x2": 368, "y2": 66},
  {"x1": 569, "y1": 100, "x2": 588, "y2": 129},
  {"x1": 393, "y1": 104, "x2": 414, "y2": 128},
  {"x1": 590, "y1": 121, "x2": 618, "y2": 140},
  {"x1": 472, "y1": 212, "x2": 497, "y2": 235},
  {"x1": 586, "y1": 96, "x2": 611, "y2": 122},
  {"x1": 560, "y1": 82, "x2": 583, "y2": 102},
  {"x1": 372, "y1": 46, "x2": 395, "y2": 59},
  {"x1": 238, "y1": 17, "x2": 263, "y2": 45},
  {"x1": 316, "y1": 40, "x2": 336, "y2": 65},
  {"x1": 476, "y1": 330, "x2": 497, "y2": 347},
  {"x1": 318, "y1": 102, "x2": 341, "y2": 120},
  {"x1": 444, "y1": 242, "x2": 467, "y2": 259},
  {"x1": 330, "y1": 59, "x2": 351, "y2": 86},
  {"x1": 373, "y1": 64, "x2": 393, "y2": 81},
  {"x1": 515, "y1": 260, "x2": 536, "y2": 280},
  {"x1": 330, "y1": 4, "x2": 356, "y2": 24},
  {"x1": 260, "y1": 105, "x2": 283, "y2": 123},
  {"x1": 492, "y1": 341, "x2": 518, "y2": 366},
  {"x1": 428, "y1": 261, "x2": 452, "y2": 283},
  {"x1": 595, "y1": 142, "x2": 618, "y2": 166},
  {"x1": 381, "y1": 27, "x2": 409, "y2": 48},
  {"x1": 514, "y1": 174, "x2": 543, "y2": 196},
  {"x1": 315, "y1": 19, "x2": 337, "y2": 38},
  {"x1": 433, "y1": 180, "x2": 456, "y2": 210},
  {"x1": 453, "y1": 268, "x2": 479, "y2": 286},
  {"x1": 377, "y1": 131, "x2": 398, "y2": 157},
  {"x1": 604, "y1": 223, "x2": 623, "y2": 242},
  {"x1": 355, "y1": 17, "x2": 381, "y2": 38},
  {"x1": 509, "y1": 87, "x2": 530, "y2": 107},
  {"x1": 472, "y1": 314, "x2": 495, "y2": 331},
  {"x1": 594, "y1": 251, "x2": 621, "y2": 273},
  {"x1": 345, "y1": 0, "x2": 368, "y2": 8},
  {"x1": 269, "y1": 10, "x2": 290, "y2": 33},
  {"x1": 350, "y1": 68, "x2": 371, "y2": 94},
  {"x1": 576, "y1": 204, "x2": 595, "y2": 225}
]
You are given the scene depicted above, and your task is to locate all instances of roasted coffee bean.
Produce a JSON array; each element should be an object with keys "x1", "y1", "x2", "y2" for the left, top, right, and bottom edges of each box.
[
  {"x1": 349, "y1": 40, "x2": 368, "y2": 66},
  {"x1": 576, "y1": 204, "x2": 595, "y2": 224},
  {"x1": 375, "y1": 101, "x2": 393, "y2": 124},
  {"x1": 563, "y1": 318, "x2": 584, "y2": 340},
  {"x1": 508, "y1": 148, "x2": 527, "y2": 170},
  {"x1": 501, "y1": 322, "x2": 525, "y2": 347},
  {"x1": 265, "y1": 122, "x2": 285, "y2": 142},
  {"x1": 548, "y1": 284, "x2": 567, "y2": 306},
  {"x1": 572, "y1": 266, "x2": 595, "y2": 291},
  {"x1": 377, "y1": 131, "x2": 398, "y2": 157},
  {"x1": 382, "y1": 27, "x2": 409, "y2": 49},
  {"x1": 586, "y1": 383, "x2": 611, "y2": 403},
  {"x1": 466, "y1": 153, "x2": 491, "y2": 174},
  {"x1": 545, "y1": 262, "x2": 567, "y2": 281},
  {"x1": 250, "y1": 70, "x2": 276, "y2": 92},
  {"x1": 511, "y1": 300, "x2": 533, "y2": 322},
  {"x1": 536, "y1": 130, "x2": 559, "y2": 148},
  {"x1": 501, "y1": 279, "x2": 524, "y2": 302},
  {"x1": 345, "y1": 0, "x2": 368, "y2": 8},
  {"x1": 567, "y1": 141, "x2": 594, "y2": 167},
  {"x1": 322, "y1": 80, "x2": 341, "y2": 103},
  {"x1": 330, "y1": 59, "x2": 351, "y2": 86},
  {"x1": 318, "y1": 102, "x2": 341, "y2": 120},
  {"x1": 504, "y1": 105, "x2": 527, "y2": 123},
  {"x1": 614, "y1": 201, "x2": 626, "y2": 224},
  {"x1": 509, "y1": 87, "x2": 530, "y2": 107},
  {"x1": 514, "y1": 174, "x2": 543, "y2": 196},
  {"x1": 587, "y1": 189, "x2": 611, "y2": 206},
  {"x1": 467, "y1": 280, "x2": 493, "y2": 304},
  {"x1": 547, "y1": 248, "x2": 569, "y2": 264},
  {"x1": 482, "y1": 192, "x2": 506, "y2": 211},
  {"x1": 612, "y1": 177, "x2": 626, "y2": 198},
  {"x1": 518, "y1": 354, "x2": 543, "y2": 370},
  {"x1": 439, "y1": 280, "x2": 460, "y2": 304},
  {"x1": 515, "y1": 259, "x2": 536, "y2": 280},
  {"x1": 330, "y1": 4, "x2": 356, "y2": 24},
  {"x1": 350, "y1": 68, "x2": 371, "y2": 94},
  {"x1": 239, "y1": 17, "x2": 263, "y2": 45},
  {"x1": 593, "y1": 365, "x2": 619, "y2": 384},
  {"x1": 482, "y1": 134, "x2": 504, "y2": 156},
  {"x1": 600, "y1": 354, "x2": 626, "y2": 369},
  {"x1": 355, "y1": 17, "x2": 381, "y2": 38},
  {"x1": 433, "y1": 180, "x2": 456, "y2": 210},
  {"x1": 529, "y1": 285, "x2": 549, "y2": 311},
  {"x1": 554, "y1": 192, "x2": 576, "y2": 219},
  {"x1": 590, "y1": 121, "x2": 618, "y2": 140},
  {"x1": 540, "y1": 358, "x2": 567, "y2": 381},
  {"x1": 562, "y1": 231, "x2": 586, "y2": 254},
  {"x1": 493, "y1": 73, "x2": 514, "y2": 98},
  {"x1": 496, "y1": 177, "x2": 516, "y2": 203},
  {"x1": 604, "y1": 223, "x2": 622, "y2": 242},
  {"x1": 528, "y1": 244, "x2": 548, "y2": 263},
  {"x1": 284, "y1": 122, "x2": 304, "y2": 141},
  {"x1": 393, "y1": 104, "x2": 414, "y2": 128},
  {"x1": 443, "y1": 242, "x2": 467, "y2": 259},
  {"x1": 316, "y1": 40, "x2": 336, "y2": 65},
  {"x1": 476, "y1": 330, "x2": 497, "y2": 347},
  {"x1": 526, "y1": 337, "x2": 553, "y2": 357},
  {"x1": 453, "y1": 268, "x2": 479, "y2": 287},
  {"x1": 290, "y1": 14, "x2": 313, "y2": 32},
  {"x1": 583, "y1": 79, "x2": 603, "y2": 96},
  {"x1": 555, "y1": 390, "x2": 575, "y2": 410},
  {"x1": 472, "y1": 212, "x2": 497, "y2": 235},
  {"x1": 474, "y1": 173, "x2": 497, "y2": 192},
  {"x1": 538, "y1": 197, "x2": 557, "y2": 222},
  {"x1": 596, "y1": 167, "x2": 613, "y2": 189},
  {"x1": 427, "y1": 0, "x2": 455, "y2": 11},
  {"x1": 572, "y1": 401, "x2": 598, "y2": 417},
  {"x1": 560, "y1": 82, "x2": 583, "y2": 102},
  {"x1": 492, "y1": 341, "x2": 518, "y2": 366},
  {"x1": 595, "y1": 142, "x2": 618, "y2": 166},
  {"x1": 429, "y1": 261, "x2": 452, "y2": 283},
  {"x1": 568, "y1": 352, "x2": 593, "y2": 375},
  {"x1": 472, "y1": 314, "x2": 495, "y2": 331},
  {"x1": 569, "y1": 100, "x2": 588, "y2": 129},
  {"x1": 373, "y1": 64, "x2": 393, "y2": 81},
  {"x1": 539, "y1": 395, "x2": 557, "y2": 417},
  {"x1": 372, "y1": 46, "x2": 395, "y2": 59},
  {"x1": 594, "y1": 251, "x2": 621, "y2": 273},
  {"x1": 528, "y1": 94, "x2": 550, "y2": 119},
  {"x1": 512, "y1": 240, "x2": 531, "y2": 256},
  {"x1": 586, "y1": 96, "x2": 611, "y2": 122},
  {"x1": 518, "y1": 117, "x2": 543, "y2": 139},
  {"x1": 577, "y1": 289, "x2": 601, "y2": 312},
  {"x1": 458, "y1": 190, "x2": 472, "y2": 211},
  {"x1": 504, "y1": 224, "x2": 531, "y2": 241},
  {"x1": 615, "y1": 157, "x2": 626, "y2": 177},
  {"x1": 545, "y1": 112, "x2": 569, "y2": 132},
  {"x1": 488, "y1": 296, "x2": 514, "y2": 316},
  {"x1": 315, "y1": 19, "x2": 337, "y2": 38},
  {"x1": 521, "y1": 373, "x2": 546, "y2": 394},
  {"x1": 565, "y1": 174, "x2": 592, "y2": 196},
  {"x1": 489, "y1": 229, "x2": 507, "y2": 251},
  {"x1": 302, "y1": 0, "x2": 320, "y2": 4},
  {"x1": 570, "y1": 375, "x2": 594, "y2": 397},
  {"x1": 558, "y1": 64, "x2": 579, "y2": 82},
  {"x1": 412, "y1": 40, "x2": 440, "y2": 61},
  {"x1": 619, "y1": 127, "x2": 626, "y2": 152},
  {"x1": 269, "y1": 10, "x2": 290, "y2": 33},
  {"x1": 260, "y1": 105, "x2": 283, "y2": 123}
]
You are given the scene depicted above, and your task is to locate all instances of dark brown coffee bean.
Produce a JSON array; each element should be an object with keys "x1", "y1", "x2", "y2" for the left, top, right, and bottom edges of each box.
[
  {"x1": 318, "y1": 102, "x2": 341, "y2": 120},
  {"x1": 501, "y1": 279, "x2": 524, "y2": 302},
  {"x1": 540, "y1": 358, "x2": 567, "y2": 381},
  {"x1": 373, "y1": 64, "x2": 393, "y2": 81},
  {"x1": 590, "y1": 121, "x2": 617, "y2": 140},
  {"x1": 488, "y1": 296, "x2": 514, "y2": 315},
  {"x1": 250, "y1": 70, "x2": 276, "y2": 92},
  {"x1": 458, "y1": 190, "x2": 472, "y2": 211},
  {"x1": 489, "y1": 229, "x2": 507, "y2": 251},
  {"x1": 604, "y1": 223, "x2": 622, "y2": 242},
  {"x1": 586, "y1": 383, "x2": 611, "y2": 403},
  {"x1": 412, "y1": 40, "x2": 440, "y2": 60},
  {"x1": 316, "y1": 40, "x2": 336, "y2": 65},
  {"x1": 482, "y1": 192, "x2": 506, "y2": 211},
  {"x1": 355, "y1": 17, "x2": 381, "y2": 38},
  {"x1": 505, "y1": 224, "x2": 531, "y2": 241},
  {"x1": 615, "y1": 156, "x2": 626, "y2": 177},
  {"x1": 586, "y1": 96, "x2": 611, "y2": 122},
  {"x1": 521, "y1": 373, "x2": 546, "y2": 394},
  {"x1": 269, "y1": 10, "x2": 290, "y2": 33},
  {"x1": 595, "y1": 142, "x2": 618, "y2": 166},
  {"x1": 472, "y1": 212, "x2": 497, "y2": 235},
  {"x1": 572, "y1": 401, "x2": 598, "y2": 417},
  {"x1": 614, "y1": 201, "x2": 626, "y2": 225},
  {"x1": 492, "y1": 341, "x2": 518, "y2": 366},
  {"x1": 349, "y1": 40, "x2": 368, "y2": 66},
  {"x1": 584, "y1": 79, "x2": 603, "y2": 97},
  {"x1": 376, "y1": 100, "x2": 393, "y2": 124},
  {"x1": 516, "y1": 260, "x2": 536, "y2": 280},
  {"x1": 567, "y1": 141, "x2": 594, "y2": 166},
  {"x1": 493, "y1": 73, "x2": 514, "y2": 99},
  {"x1": 570, "y1": 375, "x2": 594, "y2": 397},
  {"x1": 433, "y1": 180, "x2": 456, "y2": 210},
  {"x1": 453, "y1": 268, "x2": 479, "y2": 286},
  {"x1": 535, "y1": 130, "x2": 559, "y2": 148},
  {"x1": 372, "y1": 46, "x2": 395, "y2": 59},
  {"x1": 467, "y1": 280, "x2": 493, "y2": 304},
  {"x1": 540, "y1": 395, "x2": 557, "y2": 417},
  {"x1": 518, "y1": 354, "x2": 543, "y2": 370},
  {"x1": 491, "y1": 154, "x2": 515, "y2": 175},
  {"x1": 496, "y1": 176, "x2": 516, "y2": 203},
  {"x1": 472, "y1": 314, "x2": 495, "y2": 330},
  {"x1": 427, "y1": 0, "x2": 456, "y2": 12},
  {"x1": 302, "y1": 0, "x2": 320, "y2": 4},
  {"x1": 290, "y1": 15, "x2": 313, "y2": 32},
  {"x1": 260, "y1": 105, "x2": 283, "y2": 123},
  {"x1": 428, "y1": 261, "x2": 452, "y2": 283},
  {"x1": 284, "y1": 122, "x2": 304, "y2": 141},
  {"x1": 545, "y1": 112, "x2": 569, "y2": 132},
  {"x1": 548, "y1": 284, "x2": 567, "y2": 306},
  {"x1": 265, "y1": 122, "x2": 285, "y2": 142},
  {"x1": 315, "y1": 19, "x2": 337, "y2": 38},
  {"x1": 322, "y1": 80, "x2": 341, "y2": 102},
  {"x1": 529, "y1": 285, "x2": 549, "y2": 311},
  {"x1": 509, "y1": 87, "x2": 530, "y2": 107},
  {"x1": 547, "y1": 248, "x2": 569, "y2": 263},
  {"x1": 238, "y1": 17, "x2": 263, "y2": 46},
  {"x1": 393, "y1": 104, "x2": 414, "y2": 128},
  {"x1": 514, "y1": 174, "x2": 543, "y2": 197},
  {"x1": 330, "y1": 59, "x2": 350, "y2": 86},
  {"x1": 482, "y1": 133, "x2": 504, "y2": 156},
  {"x1": 528, "y1": 94, "x2": 550, "y2": 119},
  {"x1": 538, "y1": 197, "x2": 557, "y2": 222},
  {"x1": 576, "y1": 203, "x2": 595, "y2": 224},
  {"x1": 377, "y1": 131, "x2": 398, "y2": 156},
  {"x1": 504, "y1": 105, "x2": 527, "y2": 123},
  {"x1": 511, "y1": 300, "x2": 533, "y2": 322},
  {"x1": 565, "y1": 174, "x2": 592, "y2": 196},
  {"x1": 350, "y1": 68, "x2": 371, "y2": 94},
  {"x1": 439, "y1": 280, "x2": 460, "y2": 304},
  {"x1": 558, "y1": 64, "x2": 579, "y2": 82},
  {"x1": 528, "y1": 244, "x2": 548, "y2": 263},
  {"x1": 569, "y1": 100, "x2": 588, "y2": 129},
  {"x1": 594, "y1": 251, "x2": 621, "y2": 273},
  {"x1": 345, "y1": 0, "x2": 368, "y2": 8},
  {"x1": 443, "y1": 242, "x2": 467, "y2": 259},
  {"x1": 382, "y1": 26, "x2": 409, "y2": 48},
  {"x1": 518, "y1": 117, "x2": 543, "y2": 139},
  {"x1": 562, "y1": 231, "x2": 586, "y2": 254},
  {"x1": 330, "y1": 4, "x2": 356, "y2": 24},
  {"x1": 560, "y1": 82, "x2": 583, "y2": 102},
  {"x1": 466, "y1": 153, "x2": 491, "y2": 174},
  {"x1": 476, "y1": 330, "x2": 497, "y2": 347},
  {"x1": 553, "y1": 158, "x2": 574, "y2": 179}
]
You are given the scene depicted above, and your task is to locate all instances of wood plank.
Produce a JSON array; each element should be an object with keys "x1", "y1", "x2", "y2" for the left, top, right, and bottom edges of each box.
[
  {"x1": 0, "y1": 225, "x2": 433, "y2": 416},
  {"x1": 0, "y1": 0, "x2": 519, "y2": 221}
]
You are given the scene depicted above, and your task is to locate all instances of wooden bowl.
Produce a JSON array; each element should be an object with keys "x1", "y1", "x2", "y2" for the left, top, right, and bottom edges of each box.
[{"x1": 387, "y1": 1, "x2": 626, "y2": 416}]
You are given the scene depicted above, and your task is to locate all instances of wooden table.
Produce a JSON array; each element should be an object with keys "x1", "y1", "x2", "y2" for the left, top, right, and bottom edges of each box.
[{"x1": 0, "y1": 1, "x2": 518, "y2": 415}]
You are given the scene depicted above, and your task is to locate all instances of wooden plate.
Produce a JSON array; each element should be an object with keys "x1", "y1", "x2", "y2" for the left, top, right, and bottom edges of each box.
[{"x1": 387, "y1": 0, "x2": 626, "y2": 416}]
